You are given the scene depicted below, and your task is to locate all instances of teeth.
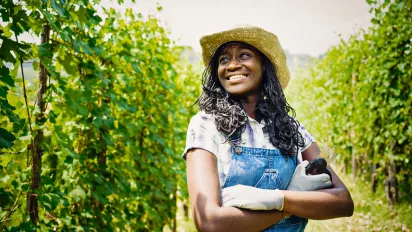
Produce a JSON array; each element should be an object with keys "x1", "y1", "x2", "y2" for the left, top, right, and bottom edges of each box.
[{"x1": 229, "y1": 75, "x2": 247, "y2": 80}]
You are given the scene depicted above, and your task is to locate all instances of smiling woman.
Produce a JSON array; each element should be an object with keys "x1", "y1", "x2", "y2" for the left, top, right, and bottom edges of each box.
[{"x1": 183, "y1": 25, "x2": 353, "y2": 232}]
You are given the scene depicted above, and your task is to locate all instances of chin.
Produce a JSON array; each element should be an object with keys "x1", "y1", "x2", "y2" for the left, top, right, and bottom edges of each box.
[
  {"x1": 224, "y1": 87, "x2": 242, "y2": 95},
  {"x1": 225, "y1": 88, "x2": 251, "y2": 96}
]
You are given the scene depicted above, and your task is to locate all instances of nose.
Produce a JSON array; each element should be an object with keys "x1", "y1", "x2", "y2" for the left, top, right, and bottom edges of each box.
[{"x1": 226, "y1": 57, "x2": 241, "y2": 71}]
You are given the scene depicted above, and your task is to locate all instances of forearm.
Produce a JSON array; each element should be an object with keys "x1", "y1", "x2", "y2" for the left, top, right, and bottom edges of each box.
[
  {"x1": 283, "y1": 147, "x2": 354, "y2": 219},
  {"x1": 193, "y1": 205, "x2": 284, "y2": 232},
  {"x1": 187, "y1": 149, "x2": 286, "y2": 231},
  {"x1": 282, "y1": 187, "x2": 354, "y2": 219}
]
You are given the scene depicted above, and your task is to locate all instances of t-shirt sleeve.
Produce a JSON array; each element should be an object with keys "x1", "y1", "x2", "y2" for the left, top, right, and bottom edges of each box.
[
  {"x1": 298, "y1": 123, "x2": 316, "y2": 153},
  {"x1": 182, "y1": 112, "x2": 220, "y2": 160}
]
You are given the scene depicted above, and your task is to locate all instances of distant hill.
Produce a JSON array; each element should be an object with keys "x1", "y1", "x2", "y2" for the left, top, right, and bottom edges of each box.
[
  {"x1": 179, "y1": 46, "x2": 202, "y2": 65},
  {"x1": 7, "y1": 48, "x2": 318, "y2": 84},
  {"x1": 285, "y1": 51, "x2": 316, "y2": 73}
]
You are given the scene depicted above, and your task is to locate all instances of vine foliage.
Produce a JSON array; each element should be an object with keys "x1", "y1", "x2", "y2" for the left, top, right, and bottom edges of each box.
[
  {"x1": 287, "y1": 0, "x2": 411, "y2": 204},
  {"x1": 0, "y1": 0, "x2": 200, "y2": 230}
]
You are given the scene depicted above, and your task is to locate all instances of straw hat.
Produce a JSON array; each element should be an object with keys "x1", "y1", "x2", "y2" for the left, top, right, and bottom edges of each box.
[{"x1": 200, "y1": 25, "x2": 290, "y2": 89}]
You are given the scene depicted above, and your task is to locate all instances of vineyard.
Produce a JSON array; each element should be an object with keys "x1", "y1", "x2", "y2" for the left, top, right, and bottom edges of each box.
[
  {"x1": 0, "y1": 0, "x2": 411, "y2": 231},
  {"x1": 287, "y1": 0, "x2": 411, "y2": 205}
]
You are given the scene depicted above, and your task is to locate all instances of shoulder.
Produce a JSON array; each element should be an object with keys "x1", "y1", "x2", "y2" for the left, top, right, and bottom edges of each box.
[
  {"x1": 293, "y1": 119, "x2": 316, "y2": 152},
  {"x1": 183, "y1": 111, "x2": 221, "y2": 159},
  {"x1": 296, "y1": 122, "x2": 315, "y2": 142},
  {"x1": 292, "y1": 118, "x2": 310, "y2": 134},
  {"x1": 188, "y1": 111, "x2": 215, "y2": 129},
  {"x1": 190, "y1": 111, "x2": 214, "y2": 123},
  {"x1": 187, "y1": 111, "x2": 219, "y2": 136}
]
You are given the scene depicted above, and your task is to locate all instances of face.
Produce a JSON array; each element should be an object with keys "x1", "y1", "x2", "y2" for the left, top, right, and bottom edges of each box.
[{"x1": 217, "y1": 42, "x2": 263, "y2": 97}]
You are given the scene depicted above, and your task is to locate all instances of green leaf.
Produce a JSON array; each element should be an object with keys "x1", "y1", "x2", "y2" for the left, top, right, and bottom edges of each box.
[
  {"x1": 32, "y1": 61, "x2": 39, "y2": 71},
  {"x1": 397, "y1": 2, "x2": 405, "y2": 10},
  {"x1": 0, "y1": 66, "x2": 14, "y2": 86},
  {"x1": 59, "y1": 27, "x2": 73, "y2": 42},
  {"x1": 77, "y1": 6, "x2": 87, "y2": 25},
  {"x1": 73, "y1": 40, "x2": 92, "y2": 55},
  {"x1": 48, "y1": 110, "x2": 58, "y2": 123},
  {"x1": 67, "y1": 97, "x2": 88, "y2": 116},
  {"x1": 19, "y1": 134, "x2": 32, "y2": 141},
  {"x1": 0, "y1": 74, "x2": 14, "y2": 86},
  {"x1": 0, "y1": 85, "x2": 9, "y2": 98},
  {"x1": 38, "y1": 43, "x2": 51, "y2": 58},
  {"x1": 102, "y1": 132, "x2": 114, "y2": 146},
  {"x1": 0, "y1": 37, "x2": 17, "y2": 63},
  {"x1": 60, "y1": 55, "x2": 77, "y2": 75},
  {"x1": 39, "y1": 193, "x2": 61, "y2": 210},
  {"x1": 0, "y1": 188, "x2": 13, "y2": 207},
  {"x1": 91, "y1": 191, "x2": 109, "y2": 204},
  {"x1": 69, "y1": 185, "x2": 86, "y2": 202},
  {"x1": 0, "y1": 127, "x2": 16, "y2": 148},
  {"x1": 50, "y1": 0, "x2": 69, "y2": 18},
  {"x1": 0, "y1": 7, "x2": 10, "y2": 22},
  {"x1": 10, "y1": 8, "x2": 30, "y2": 36}
]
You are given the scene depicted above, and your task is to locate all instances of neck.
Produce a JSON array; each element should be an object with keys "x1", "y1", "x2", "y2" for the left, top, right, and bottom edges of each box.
[{"x1": 239, "y1": 94, "x2": 260, "y2": 119}]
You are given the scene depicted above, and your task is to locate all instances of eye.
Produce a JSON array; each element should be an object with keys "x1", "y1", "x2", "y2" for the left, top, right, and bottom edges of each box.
[
  {"x1": 239, "y1": 52, "x2": 251, "y2": 59},
  {"x1": 219, "y1": 56, "x2": 229, "y2": 64}
]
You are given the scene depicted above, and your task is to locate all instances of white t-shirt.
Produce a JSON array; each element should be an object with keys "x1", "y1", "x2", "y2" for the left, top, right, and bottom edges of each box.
[{"x1": 183, "y1": 111, "x2": 316, "y2": 187}]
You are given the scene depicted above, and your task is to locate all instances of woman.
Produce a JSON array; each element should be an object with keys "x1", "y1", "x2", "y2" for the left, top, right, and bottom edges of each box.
[{"x1": 183, "y1": 26, "x2": 354, "y2": 231}]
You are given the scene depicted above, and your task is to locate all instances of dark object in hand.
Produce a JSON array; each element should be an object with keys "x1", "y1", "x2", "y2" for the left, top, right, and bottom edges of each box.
[{"x1": 305, "y1": 158, "x2": 332, "y2": 182}]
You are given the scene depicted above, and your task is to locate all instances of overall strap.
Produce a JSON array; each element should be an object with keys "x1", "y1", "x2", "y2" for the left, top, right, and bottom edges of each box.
[{"x1": 295, "y1": 151, "x2": 299, "y2": 165}]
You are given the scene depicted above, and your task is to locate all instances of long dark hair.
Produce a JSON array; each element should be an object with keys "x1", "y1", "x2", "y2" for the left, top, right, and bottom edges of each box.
[{"x1": 197, "y1": 42, "x2": 304, "y2": 156}]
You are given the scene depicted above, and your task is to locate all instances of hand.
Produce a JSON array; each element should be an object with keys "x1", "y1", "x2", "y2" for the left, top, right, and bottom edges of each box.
[
  {"x1": 287, "y1": 160, "x2": 332, "y2": 191},
  {"x1": 221, "y1": 185, "x2": 284, "y2": 210}
]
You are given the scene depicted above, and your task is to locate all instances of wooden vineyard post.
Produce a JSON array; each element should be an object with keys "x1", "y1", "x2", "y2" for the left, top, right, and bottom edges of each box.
[{"x1": 27, "y1": 24, "x2": 50, "y2": 224}]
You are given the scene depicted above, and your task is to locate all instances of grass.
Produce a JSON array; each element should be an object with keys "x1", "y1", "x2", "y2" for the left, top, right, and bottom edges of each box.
[{"x1": 168, "y1": 166, "x2": 412, "y2": 232}]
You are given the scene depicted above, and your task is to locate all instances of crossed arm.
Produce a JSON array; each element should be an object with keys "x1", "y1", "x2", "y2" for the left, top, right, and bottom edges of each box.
[{"x1": 186, "y1": 142, "x2": 354, "y2": 232}]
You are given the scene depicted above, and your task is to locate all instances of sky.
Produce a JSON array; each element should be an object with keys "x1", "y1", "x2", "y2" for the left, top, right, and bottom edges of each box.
[
  {"x1": 17, "y1": 0, "x2": 373, "y2": 57},
  {"x1": 101, "y1": 0, "x2": 373, "y2": 56}
]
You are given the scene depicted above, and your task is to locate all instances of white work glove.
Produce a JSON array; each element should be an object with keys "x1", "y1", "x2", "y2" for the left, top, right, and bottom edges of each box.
[
  {"x1": 221, "y1": 185, "x2": 284, "y2": 210},
  {"x1": 287, "y1": 160, "x2": 332, "y2": 191}
]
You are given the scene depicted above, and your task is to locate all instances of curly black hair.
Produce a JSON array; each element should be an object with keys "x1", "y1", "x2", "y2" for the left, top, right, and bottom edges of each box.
[{"x1": 197, "y1": 42, "x2": 305, "y2": 156}]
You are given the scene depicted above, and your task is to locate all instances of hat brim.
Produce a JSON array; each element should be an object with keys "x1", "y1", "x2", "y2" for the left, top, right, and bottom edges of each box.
[{"x1": 200, "y1": 26, "x2": 290, "y2": 89}]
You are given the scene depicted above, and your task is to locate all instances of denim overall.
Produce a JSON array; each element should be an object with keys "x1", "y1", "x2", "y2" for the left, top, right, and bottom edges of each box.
[{"x1": 223, "y1": 131, "x2": 308, "y2": 231}]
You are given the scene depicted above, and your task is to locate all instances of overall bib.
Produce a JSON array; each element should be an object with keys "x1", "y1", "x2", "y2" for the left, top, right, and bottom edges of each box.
[{"x1": 223, "y1": 132, "x2": 308, "y2": 231}]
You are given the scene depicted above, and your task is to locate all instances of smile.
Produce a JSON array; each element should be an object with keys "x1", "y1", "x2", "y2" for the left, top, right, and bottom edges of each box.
[{"x1": 227, "y1": 75, "x2": 247, "y2": 80}]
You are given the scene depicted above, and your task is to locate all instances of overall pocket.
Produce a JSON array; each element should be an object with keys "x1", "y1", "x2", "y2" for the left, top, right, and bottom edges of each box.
[{"x1": 254, "y1": 169, "x2": 281, "y2": 190}]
